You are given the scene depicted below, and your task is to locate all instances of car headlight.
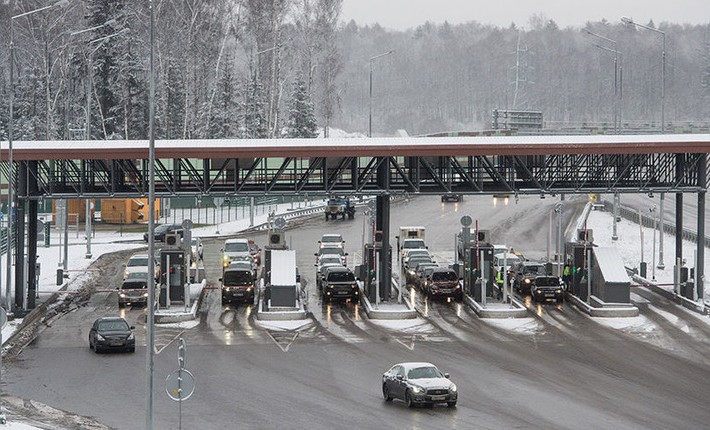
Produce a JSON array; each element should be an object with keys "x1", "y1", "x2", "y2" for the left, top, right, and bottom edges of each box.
[
  {"x1": 97, "y1": 334, "x2": 105, "y2": 341},
  {"x1": 128, "y1": 333, "x2": 135, "y2": 340},
  {"x1": 556, "y1": 289, "x2": 562, "y2": 293},
  {"x1": 449, "y1": 383, "x2": 457, "y2": 393},
  {"x1": 119, "y1": 293, "x2": 126, "y2": 298},
  {"x1": 524, "y1": 278, "x2": 531, "y2": 283},
  {"x1": 411, "y1": 385, "x2": 424, "y2": 394}
]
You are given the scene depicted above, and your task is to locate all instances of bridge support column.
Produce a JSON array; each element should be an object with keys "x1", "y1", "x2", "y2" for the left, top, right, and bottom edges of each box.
[
  {"x1": 376, "y1": 157, "x2": 391, "y2": 301},
  {"x1": 675, "y1": 154, "x2": 684, "y2": 274},
  {"x1": 14, "y1": 162, "x2": 27, "y2": 311},
  {"x1": 27, "y1": 161, "x2": 38, "y2": 309},
  {"x1": 696, "y1": 155, "x2": 706, "y2": 300}
]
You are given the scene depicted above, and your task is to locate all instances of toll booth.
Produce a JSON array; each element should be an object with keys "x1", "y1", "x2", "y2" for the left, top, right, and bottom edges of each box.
[
  {"x1": 160, "y1": 249, "x2": 186, "y2": 305},
  {"x1": 467, "y1": 243, "x2": 495, "y2": 302},
  {"x1": 565, "y1": 242, "x2": 591, "y2": 300},
  {"x1": 362, "y1": 243, "x2": 392, "y2": 302}
]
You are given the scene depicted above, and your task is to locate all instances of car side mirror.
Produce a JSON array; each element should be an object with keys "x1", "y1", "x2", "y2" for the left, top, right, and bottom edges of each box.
[
  {"x1": 345, "y1": 252, "x2": 349, "y2": 256},
  {"x1": 218, "y1": 278, "x2": 222, "y2": 282},
  {"x1": 395, "y1": 375, "x2": 404, "y2": 381},
  {"x1": 444, "y1": 373, "x2": 450, "y2": 379},
  {"x1": 314, "y1": 253, "x2": 318, "y2": 256},
  {"x1": 130, "y1": 326, "x2": 136, "y2": 330}
]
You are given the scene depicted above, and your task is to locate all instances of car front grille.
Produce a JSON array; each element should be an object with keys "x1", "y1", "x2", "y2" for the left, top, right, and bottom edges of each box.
[{"x1": 426, "y1": 389, "x2": 448, "y2": 395}]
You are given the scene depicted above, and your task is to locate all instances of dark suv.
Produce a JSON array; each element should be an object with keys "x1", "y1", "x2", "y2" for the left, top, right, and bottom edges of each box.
[
  {"x1": 143, "y1": 223, "x2": 183, "y2": 242},
  {"x1": 220, "y1": 266, "x2": 256, "y2": 304},
  {"x1": 424, "y1": 268, "x2": 462, "y2": 301},
  {"x1": 510, "y1": 261, "x2": 548, "y2": 295},
  {"x1": 531, "y1": 276, "x2": 564, "y2": 303},
  {"x1": 320, "y1": 266, "x2": 360, "y2": 302}
]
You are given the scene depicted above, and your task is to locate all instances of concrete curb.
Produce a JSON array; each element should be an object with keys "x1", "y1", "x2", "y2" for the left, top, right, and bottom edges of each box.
[
  {"x1": 464, "y1": 295, "x2": 528, "y2": 318},
  {"x1": 566, "y1": 292, "x2": 639, "y2": 317},
  {"x1": 631, "y1": 274, "x2": 707, "y2": 315},
  {"x1": 154, "y1": 280, "x2": 206, "y2": 324},
  {"x1": 255, "y1": 296, "x2": 308, "y2": 321},
  {"x1": 360, "y1": 280, "x2": 417, "y2": 320}
]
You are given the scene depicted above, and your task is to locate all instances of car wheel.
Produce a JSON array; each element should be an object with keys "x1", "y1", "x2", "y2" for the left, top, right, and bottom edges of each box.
[
  {"x1": 382, "y1": 384, "x2": 392, "y2": 402},
  {"x1": 129, "y1": 347, "x2": 136, "y2": 353},
  {"x1": 405, "y1": 390, "x2": 415, "y2": 408},
  {"x1": 447, "y1": 401, "x2": 457, "y2": 408}
]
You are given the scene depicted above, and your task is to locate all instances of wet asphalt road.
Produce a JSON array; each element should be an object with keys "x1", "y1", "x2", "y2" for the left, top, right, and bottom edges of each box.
[{"x1": 3, "y1": 195, "x2": 710, "y2": 429}]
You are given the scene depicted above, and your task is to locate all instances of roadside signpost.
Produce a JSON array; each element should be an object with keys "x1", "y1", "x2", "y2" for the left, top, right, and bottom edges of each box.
[{"x1": 165, "y1": 337, "x2": 194, "y2": 430}]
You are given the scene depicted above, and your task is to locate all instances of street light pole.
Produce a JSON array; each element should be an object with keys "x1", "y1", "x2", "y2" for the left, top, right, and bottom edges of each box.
[
  {"x1": 622, "y1": 17, "x2": 666, "y2": 133},
  {"x1": 146, "y1": 1, "x2": 156, "y2": 428},
  {"x1": 585, "y1": 30, "x2": 622, "y2": 132},
  {"x1": 7, "y1": 0, "x2": 68, "y2": 314},
  {"x1": 368, "y1": 50, "x2": 394, "y2": 138}
]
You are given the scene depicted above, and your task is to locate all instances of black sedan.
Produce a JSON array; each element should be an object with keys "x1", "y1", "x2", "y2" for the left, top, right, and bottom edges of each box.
[
  {"x1": 382, "y1": 362, "x2": 458, "y2": 408},
  {"x1": 143, "y1": 223, "x2": 183, "y2": 242},
  {"x1": 89, "y1": 317, "x2": 136, "y2": 353}
]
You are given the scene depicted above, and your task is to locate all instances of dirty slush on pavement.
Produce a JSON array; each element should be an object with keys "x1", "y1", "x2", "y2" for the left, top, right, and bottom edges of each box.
[{"x1": 1, "y1": 250, "x2": 137, "y2": 429}]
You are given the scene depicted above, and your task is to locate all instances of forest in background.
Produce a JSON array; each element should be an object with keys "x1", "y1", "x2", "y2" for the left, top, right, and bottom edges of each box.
[{"x1": 0, "y1": 0, "x2": 709, "y2": 141}]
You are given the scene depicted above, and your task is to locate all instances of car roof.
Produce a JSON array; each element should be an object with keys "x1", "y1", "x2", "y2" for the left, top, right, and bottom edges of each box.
[
  {"x1": 325, "y1": 266, "x2": 351, "y2": 273},
  {"x1": 431, "y1": 267, "x2": 454, "y2": 273},
  {"x1": 95, "y1": 316, "x2": 127, "y2": 323},
  {"x1": 225, "y1": 238, "x2": 249, "y2": 244},
  {"x1": 396, "y1": 362, "x2": 437, "y2": 371},
  {"x1": 322, "y1": 233, "x2": 342, "y2": 238}
]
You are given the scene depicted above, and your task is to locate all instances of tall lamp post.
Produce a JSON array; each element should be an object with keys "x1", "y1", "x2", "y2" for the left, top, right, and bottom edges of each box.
[
  {"x1": 7, "y1": 0, "x2": 69, "y2": 313},
  {"x1": 368, "y1": 50, "x2": 394, "y2": 137},
  {"x1": 622, "y1": 16, "x2": 666, "y2": 133},
  {"x1": 584, "y1": 29, "x2": 623, "y2": 132},
  {"x1": 146, "y1": 1, "x2": 157, "y2": 428}
]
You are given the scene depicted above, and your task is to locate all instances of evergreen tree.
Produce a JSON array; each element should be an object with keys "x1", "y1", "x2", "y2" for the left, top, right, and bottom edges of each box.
[
  {"x1": 164, "y1": 59, "x2": 186, "y2": 139},
  {"x1": 120, "y1": 39, "x2": 148, "y2": 139},
  {"x1": 243, "y1": 69, "x2": 268, "y2": 139},
  {"x1": 285, "y1": 75, "x2": 317, "y2": 138},
  {"x1": 209, "y1": 56, "x2": 241, "y2": 138},
  {"x1": 87, "y1": 0, "x2": 128, "y2": 139}
]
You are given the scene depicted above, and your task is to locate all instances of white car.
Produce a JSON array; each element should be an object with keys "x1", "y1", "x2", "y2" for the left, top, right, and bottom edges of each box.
[
  {"x1": 123, "y1": 254, "x2": 158, "y2": 280},
  {"x1": 222, "y1": 238, "x2": 252, "y2": 269},
  {"x1": 319, "y1": 233, "x2": 345, "y2": 249},
  {"x1": 400, "y1": 238, "x2": 427, "y2": 258}
]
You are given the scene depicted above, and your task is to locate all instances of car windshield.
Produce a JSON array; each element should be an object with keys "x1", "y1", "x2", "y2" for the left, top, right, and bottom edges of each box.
[
  {"x1": 408, "y1": 366, "x2": 442, "y2": 379},
  {"x1": 320, "y1": 247, "x2": 344, "y2": 256},
  {"x1": 432, "y1": 271, "x2": 457, "y2": 281},
  {"x1": 125, "y1": 272, "x2": 149, "y2": 280},
  {"x1": 403, "y1": 240, "x2": 425, "y2": 249},
  {"x1": 127, "y1": 257, "x2": 149, "y2": 267},
  {"x1": 223, "y1": 271, "x2": 253, "y2": 286},
  {"x1": 225, "y1": 242, "x2": 249, "y2": 252},
  {"x1": 328, "y1": 271, "x2": 355, "y2": 282},
  {"x1": 122, "y1": 280, "x2": 147, "y2": 289},
  {"x1": 523, "y1": 265, "x2": 546, "y2": 275},
  {"x1": 407, "y1": 250, "x2": 429, "y2": 258},
  {"x1": 536, "y1": 277, "x2": 560, "y2": 287},
  {"x1": 322, "y1": 236, "x2": 342, "y2": 243},
  {"x1": 98, "y1": 320, "x2": 129, "y2": 331}
]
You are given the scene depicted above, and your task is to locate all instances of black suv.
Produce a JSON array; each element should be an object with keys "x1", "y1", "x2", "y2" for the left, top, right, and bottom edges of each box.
[
  {"x1": 320, "y1": 266, "x2": 360, "y2": 302},
  {"x1": 510, "y1": 261, "x2": 548, "y2": 295},
  {"x1": 531, "y1": 276, "x2": 564, "y2": 303},
  {"x1": 143, "y1": 224, "x2": 183, "y2": 242}
]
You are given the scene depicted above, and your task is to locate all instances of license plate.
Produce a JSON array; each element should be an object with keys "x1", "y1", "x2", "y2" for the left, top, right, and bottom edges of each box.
[
  {"x1": 431, "y1": 395, "x2": 446, "y2": 401},
  {"x1": 234, "y1": 292, "x2": 244, "y2": 296},
  {"x1": 440, "y1": 289, "x2": 452, "y2": 293},
  {"x1": 110, "y1": 341, "x2": 124, "y2": 346}
]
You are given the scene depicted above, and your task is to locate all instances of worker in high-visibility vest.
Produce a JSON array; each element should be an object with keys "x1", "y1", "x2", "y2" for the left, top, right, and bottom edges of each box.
[{"x1": 496, "y1": 269, "x2": 505, "y2": 300}]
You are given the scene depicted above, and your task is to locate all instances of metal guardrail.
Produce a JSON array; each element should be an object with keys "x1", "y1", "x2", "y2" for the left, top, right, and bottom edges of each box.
[{"x1": 602, "y1": 200, "x2": 710, "y2": 248}]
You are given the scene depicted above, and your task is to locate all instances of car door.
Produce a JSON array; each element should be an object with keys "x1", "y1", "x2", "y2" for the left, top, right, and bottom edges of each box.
[{"x1": 392, "y1": 366, "x2": 407, "y2": 399}]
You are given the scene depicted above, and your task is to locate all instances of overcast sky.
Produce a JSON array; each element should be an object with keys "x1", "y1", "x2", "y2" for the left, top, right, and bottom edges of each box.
[{"x1": 341, "y1": 0, "x2": 710, "y2": 30}]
